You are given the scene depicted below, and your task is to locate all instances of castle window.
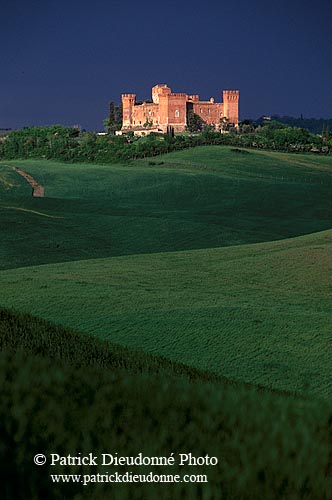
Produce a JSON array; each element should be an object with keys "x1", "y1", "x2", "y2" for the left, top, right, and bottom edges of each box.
[
  {"x1": 200, "y1": 108, "x2": 202, "y2": 113},
  {"x1": 175, "y1": 110, "x2": 179, "y2": 117},
  {"x1": 208, "y1": 108, "x2": 210, "y2": 114}
]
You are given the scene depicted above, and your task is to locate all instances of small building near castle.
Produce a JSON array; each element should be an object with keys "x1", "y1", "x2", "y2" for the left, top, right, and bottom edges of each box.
[{"x1": 120, "y1": 84, "x2": 239, "y2": 135}]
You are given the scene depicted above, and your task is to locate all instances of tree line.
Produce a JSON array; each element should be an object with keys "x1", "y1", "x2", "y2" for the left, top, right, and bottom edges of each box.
[
  {"x1": 257, "y1": 115, "x2": 332, "y2": 135},
  {"x1": 1, "y1": 120, "x2": 332, "y2": 164}
]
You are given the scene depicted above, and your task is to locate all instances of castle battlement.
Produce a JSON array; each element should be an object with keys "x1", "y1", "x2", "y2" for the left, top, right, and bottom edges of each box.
[
  {"x1": 121, "y1": 84, "x2": 239, "y2": 134},
  {"x1": 223, "y1": 90, "x2": 240, "y2": 100}
]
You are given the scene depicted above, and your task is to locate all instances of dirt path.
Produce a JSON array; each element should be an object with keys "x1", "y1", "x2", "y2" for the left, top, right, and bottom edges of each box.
[
  {"x1": 5, "y1": 165, "x2": 45, "y2": 197},
  {"x1": 0, "y1": 205, "x2": 63, "y2": 219}
]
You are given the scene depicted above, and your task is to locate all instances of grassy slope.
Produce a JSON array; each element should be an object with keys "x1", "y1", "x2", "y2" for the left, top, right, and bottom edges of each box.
[
  {"x1": 1, "y1": 146, "x2": 332, "y2": 270},
  {"x1": 2, "y1": 146, "x2": 332, "y2": 497},
  {"x1": 1, "y1": 147, "x2": 332, "y2": 397},
  {"x1": 1, "y1": 229, "x2": 332, "y2": 398},
  {"x1": 2, "y1": 309, "x2": 331, "y2": 499}
]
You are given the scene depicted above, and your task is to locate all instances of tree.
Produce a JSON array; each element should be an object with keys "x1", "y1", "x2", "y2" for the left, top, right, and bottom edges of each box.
[
  {"x1": 220, "y1": 117, "x2": 230, "y2": 133},
  {"x1": 103, "y1": 118, "x2": 111, "y2": 133},
  {"x1": 186, "y1": 110, "x2": 205, "y2": 132},
  {"x1": 104, "y1": 102, "x2": 123, "y2": 134},
  {"x1": 109, "y1": 101, "x2": 115, "y2": 124},
  {"x1": 166, "y1": 125, "x2": 175, "y2": 138},
  {"x1": 114, "y1": 104, "x2": 123, "y2": 126},
  {"x1": 143, "y1": 118, "x2": 153, "y2": 128}
]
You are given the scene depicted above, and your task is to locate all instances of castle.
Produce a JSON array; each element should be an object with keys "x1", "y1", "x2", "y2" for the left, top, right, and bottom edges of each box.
[{"x1": 120, "y1": 84, "x2": 239, "y2": 135}]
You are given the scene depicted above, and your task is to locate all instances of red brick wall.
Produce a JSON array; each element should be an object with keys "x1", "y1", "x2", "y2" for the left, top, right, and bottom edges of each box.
[
  {"x1": 158, "y1": 94, "x2": 169, "y2": 131},
  {"x1": 122, "y1": 94, "x2": 136, "y2": 127},
  {"x1": 223, "y1": 91, "x2": 239, "y2": 125},
  {"x1": 152, "y1": 84, "x2": 171, "y2": 104},
  {"x1": 132, "y1": 103, "x2": 159, "y2": 126},
  {"x1": 192, "y1": 102, "x2": 224, "y2": 126},
  {"x1": 167, "y1": 94, "x2": 187, "y2": 131}
]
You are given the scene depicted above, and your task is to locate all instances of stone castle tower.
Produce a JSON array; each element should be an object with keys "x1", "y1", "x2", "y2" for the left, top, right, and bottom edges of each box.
[{"x1": 120, "y1": 84, "x2": 239, "y2": 135}]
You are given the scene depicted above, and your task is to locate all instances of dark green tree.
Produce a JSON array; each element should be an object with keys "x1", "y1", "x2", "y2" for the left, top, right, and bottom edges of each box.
[
  {"x1": 104, "y1": 102, "x2": 123, "y2": 134},
  {"x1": 186, "y1": 110, "x2": 205, "y2": 132}
]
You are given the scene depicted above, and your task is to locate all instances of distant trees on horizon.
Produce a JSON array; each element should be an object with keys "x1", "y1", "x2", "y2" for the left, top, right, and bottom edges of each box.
[{"x1": 1, "y1": 118, "x2": 332, "y2": 164}]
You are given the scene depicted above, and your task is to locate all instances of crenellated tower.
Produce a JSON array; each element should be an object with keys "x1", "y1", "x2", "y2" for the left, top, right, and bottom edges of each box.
[
  {"x1": 121, "y1": 93, "x2": 136, "y2": 128},
  {"x1": 222, "y1": 90, "x2": 239, "y2": 126}
]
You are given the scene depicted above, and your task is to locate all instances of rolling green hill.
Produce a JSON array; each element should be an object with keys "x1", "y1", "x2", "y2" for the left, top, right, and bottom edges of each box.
[
  {"x1": 1, "y1": 146, "x2": 332, "y2": 270},
  {"x1": 1, "y1": 230, "x2": 331, "y2": 398},
  {"x1": 2, "y1": 145, "x2": 332, "y2": 498},
  {"x1": 1, "y1": 147, "x2": 332, "y2": 398}
]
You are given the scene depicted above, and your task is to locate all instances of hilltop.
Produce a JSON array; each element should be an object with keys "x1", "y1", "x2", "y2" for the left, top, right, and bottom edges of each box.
[{"x1": 1, "y1": 146, "x2": 332, "y2": 270}]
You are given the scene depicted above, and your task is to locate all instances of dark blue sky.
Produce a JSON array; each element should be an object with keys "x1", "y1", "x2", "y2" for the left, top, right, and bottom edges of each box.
[{"x1": 1, "y1": 0, "x2": 332, "y2": 130}]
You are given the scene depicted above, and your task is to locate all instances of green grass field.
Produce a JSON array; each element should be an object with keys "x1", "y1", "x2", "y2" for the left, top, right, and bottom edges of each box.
[
  {"x1": 1, "y1": 146, "x2": 332, "y2": 270},
  {"x1": 1, "y1": 146, "x2": 332, "y2": 397},
  {"x1": 2, "y1": 145, "x2": 332, "y2": 498},
  {"x1": 2, "y1": 308, "x2": 331, "y2": 499},
  {"x1": 1, "y1": 230, "x2": 332, "y2": 397}
]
